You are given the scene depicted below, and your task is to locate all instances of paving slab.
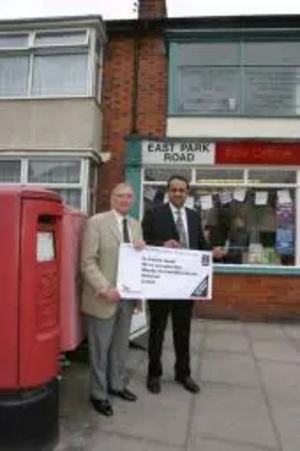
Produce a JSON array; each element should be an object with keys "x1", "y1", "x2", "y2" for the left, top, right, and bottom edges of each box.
[
  {"x1": 188, "y1": 436, "x2": 275, "y2": 451},
  {"x1": 201, "y1": 352, "x2": 260, "y2": 387},
  {"x1": 191, "y1": 384, "x2": 278, "y2": 449},
  {"x1": 87, "y1": 432, "x2": 184, "y2": 451},
  {"x1": 259, "y1": 360, "x2": 300, "y2": 401},
  {"x1": 283, "y1": 324, "x2": 300, "y2": 341},
  {"x1": 246, "y1": 323, "x2": 287, "y2": 340},
  {"x1": 204, "y1": 331, "x2": 250, "y2": 354},
  {"x1": 205, "y1": 320, "x2": 246, "y2": 333},
  {"x1": 251, "y1": 340, "x2": 300, "y2": 364},
  {"x1": 97, "y1": 378, "x2": 192, "y2": 446},
  {"x1": 267, "y1": 397, "x2": 300, "y2": 451}
]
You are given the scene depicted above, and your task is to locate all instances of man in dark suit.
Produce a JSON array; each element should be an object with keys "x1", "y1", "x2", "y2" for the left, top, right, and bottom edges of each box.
[{"x1": 142, "y1": 175, "x2": 223, "y2": 395}]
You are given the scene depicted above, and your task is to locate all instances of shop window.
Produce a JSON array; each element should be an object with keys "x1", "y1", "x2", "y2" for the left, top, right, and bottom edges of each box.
[
  {"x1": 142, "y1": 167, "x2": 297, "y2": 266},
  {"x1": 192, "y1": 187, "x2": 296, "y2": 266},
  {"x1": 247, "y1": 169, "x2": 296, "y2": 184},
  {"x1": 196, "y1": 168, "x2": 244, "y2": 184},
  {"x1": 144, "y1": 168, "x2": 192, "y2": 182}
]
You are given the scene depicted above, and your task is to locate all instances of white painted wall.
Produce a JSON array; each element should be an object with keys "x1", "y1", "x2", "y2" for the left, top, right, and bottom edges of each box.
[
  {"x1": 0, "y1": 98, "x2": 102, "y2": 152},
  {"x1": 167, "y1": 117, "x2": 300, "y2": 140}
]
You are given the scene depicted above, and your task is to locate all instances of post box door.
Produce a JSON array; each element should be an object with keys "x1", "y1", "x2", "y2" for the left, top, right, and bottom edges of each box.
[
  {"x1": 19, "y1": 199, "x2": 62, "y2": 388},
  {"x1": 0, "y1": 193, "x2": 21, "y2": 388}
]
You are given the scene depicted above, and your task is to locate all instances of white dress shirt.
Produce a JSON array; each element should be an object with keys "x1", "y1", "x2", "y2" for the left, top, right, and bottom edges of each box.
[
  {"x1": 113, "y1": 210, "x2": 132, "y2": 242},
  {"x1": 169, "y1": 202, "x2": 189, "y2": 247}
]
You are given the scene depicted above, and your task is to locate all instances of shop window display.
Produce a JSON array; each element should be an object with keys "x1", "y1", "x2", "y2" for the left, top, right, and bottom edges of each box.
[{"x1": 142, "y1": 168, "x2": 296, "y2": 266}]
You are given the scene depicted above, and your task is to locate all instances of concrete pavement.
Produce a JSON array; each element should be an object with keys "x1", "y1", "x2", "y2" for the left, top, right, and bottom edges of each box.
[{"x1": 55, "y1": 320, "x2": 300, "y2": 451}]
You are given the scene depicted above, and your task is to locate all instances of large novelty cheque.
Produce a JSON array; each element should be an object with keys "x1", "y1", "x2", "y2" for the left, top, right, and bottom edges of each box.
[{"x1": 117, "y1": 244, "x2": 212, "y2": 300}]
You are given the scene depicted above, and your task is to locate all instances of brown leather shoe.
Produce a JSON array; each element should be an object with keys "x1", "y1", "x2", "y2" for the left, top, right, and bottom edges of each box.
[{"x1": 175, "y1": 376, "x2": 200, "y2": 393}]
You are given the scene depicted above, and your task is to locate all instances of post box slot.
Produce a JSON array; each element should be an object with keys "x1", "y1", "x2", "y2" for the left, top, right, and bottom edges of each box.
[{"x1": 38, "y1": 215, "x2": 56, "y2": 225}]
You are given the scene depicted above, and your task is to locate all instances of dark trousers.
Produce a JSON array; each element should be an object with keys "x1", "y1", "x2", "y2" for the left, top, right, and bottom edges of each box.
[{"x1": 148, "y1": 299, "x2": 194, "y2": 380}]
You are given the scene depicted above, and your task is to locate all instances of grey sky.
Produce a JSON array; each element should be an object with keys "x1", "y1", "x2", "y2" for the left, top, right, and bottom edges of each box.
[{"x1": 1, "y1": 0, "x2": 300, "y2": 20}]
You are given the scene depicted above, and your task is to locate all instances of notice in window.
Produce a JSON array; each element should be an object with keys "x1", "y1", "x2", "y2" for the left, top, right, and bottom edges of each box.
[
  {"x1": 277, "y1": 190, "x2": 292, "y2": 206},
  {"x1": 144, "y1": 186, "x2": 157, "y2": 201},
  {"x1": 233, "y1": 188, "x2": 247, "y2": 202},
  {"x1": 255, "y1": 191, "x2": 268, "y2": 206},
  {"x1": 200, "y1": 195, "x2": 213, "y2": 210},
  {"x1": 185, "y1": 196, "x2": 195, "y2": 209}
]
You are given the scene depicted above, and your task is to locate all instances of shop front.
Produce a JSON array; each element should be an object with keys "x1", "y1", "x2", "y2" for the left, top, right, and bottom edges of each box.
[{"x1": 126, "y1": 138, "x2": 300, "y2": 321}]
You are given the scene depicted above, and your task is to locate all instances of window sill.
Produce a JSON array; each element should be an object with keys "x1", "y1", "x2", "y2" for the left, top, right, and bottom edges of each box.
[
  {"x1": 0, "y1": 95, "x2": 99, "y2": 101},
  {"x1": 168, "y1": 113, "x2": 300, "y2": 119},
  {"x1": 214, "y1": 264, "x2": 300, "y2": 276}
]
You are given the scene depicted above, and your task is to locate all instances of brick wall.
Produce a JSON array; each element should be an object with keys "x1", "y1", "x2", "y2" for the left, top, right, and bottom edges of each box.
[
  {"x1": 98, "y1": 38, "x2": 134, "y2": 210},
  {"x1": 137, "y1": 36, "x2": 167, "y2": 136},
  {"x1": 194, "y1": 274, "x2": 300, "y2": 321},
  {"x1": 98, "y1": 31, "x2": 167, "y2": 210}
]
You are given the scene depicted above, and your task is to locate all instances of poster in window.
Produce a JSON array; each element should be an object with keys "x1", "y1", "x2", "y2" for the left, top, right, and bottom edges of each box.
[
  {"x1": 275, "y1": 205, "x2": 295, "y2": 256},
  {"x1": 275, "y1": 229, "x2": 294, "y2": 256}
]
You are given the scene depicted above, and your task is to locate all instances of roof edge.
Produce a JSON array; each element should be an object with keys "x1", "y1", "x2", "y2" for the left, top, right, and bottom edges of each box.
[{"x1": 0, "y1": 15, "x2": 106, "y2": 41}]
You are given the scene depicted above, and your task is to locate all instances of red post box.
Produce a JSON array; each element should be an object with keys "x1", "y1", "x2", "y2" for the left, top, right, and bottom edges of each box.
[
  {"x1": 60, "y1": 206, "x2": 87, "y2": 353},
  {"x1": 0, "y1": 186, "x2": 62, "y2": 450}
]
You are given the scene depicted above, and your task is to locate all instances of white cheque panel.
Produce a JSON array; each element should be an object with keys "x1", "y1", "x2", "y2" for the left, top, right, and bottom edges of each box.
[{"x1": 117, "y1": 244, "x2": 212, "y2": 300}]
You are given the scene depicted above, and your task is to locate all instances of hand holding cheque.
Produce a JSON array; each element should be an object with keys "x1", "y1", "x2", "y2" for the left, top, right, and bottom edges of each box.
[{"x1": 117, "y1": 243, "x2": 213, "y2": 300}]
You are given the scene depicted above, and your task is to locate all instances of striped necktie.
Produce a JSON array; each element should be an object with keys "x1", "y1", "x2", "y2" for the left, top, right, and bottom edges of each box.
[{"x1": 176, "y1": 210, "x2": 188, "y2": 248}]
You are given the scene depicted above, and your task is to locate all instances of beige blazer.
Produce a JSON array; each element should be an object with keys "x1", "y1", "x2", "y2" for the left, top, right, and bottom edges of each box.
[{"x1": 80, "y1": 210, "x2": 143, "y2": 319}]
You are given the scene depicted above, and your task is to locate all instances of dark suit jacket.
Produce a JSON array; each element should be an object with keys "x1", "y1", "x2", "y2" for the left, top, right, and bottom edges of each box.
[{"x1": 142, "y1": 203, "x2": 209, "y2": 251}]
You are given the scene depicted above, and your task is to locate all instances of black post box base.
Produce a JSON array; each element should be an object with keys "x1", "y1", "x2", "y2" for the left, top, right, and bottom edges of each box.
[{"x1": 0, "y1": 379, "x2": 59, "y2": 451}]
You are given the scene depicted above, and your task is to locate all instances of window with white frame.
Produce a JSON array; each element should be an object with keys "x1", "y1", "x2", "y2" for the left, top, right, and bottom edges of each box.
[
  {"x1": 0, "y1": 156, "x2": 98, "y2": 212},
  {"x1": 95, "y1": 39, "x2": 103, "y2": 103},
  {"x1": 170, "y1": 40, "x2": 300, "y2": 116},
  {"x1": 142, "y1": 167, "x2": 298, "y2": 266},
  {"x1": 0, "y1": 160, "x2": 21, "y2": 182},
  {"x1": 0, "y1": 28, "x2": 103, "y2": 99}
]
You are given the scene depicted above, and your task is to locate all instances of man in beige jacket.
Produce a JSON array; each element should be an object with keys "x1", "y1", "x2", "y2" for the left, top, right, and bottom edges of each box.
[{"x1": 81, "y1": 183, "x2": 144, "y2": 416}]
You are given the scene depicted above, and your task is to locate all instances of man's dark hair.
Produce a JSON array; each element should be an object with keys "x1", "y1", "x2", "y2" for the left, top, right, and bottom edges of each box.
[{"x1": 167, "y1": 175, "x2": 190, "y2": 190}]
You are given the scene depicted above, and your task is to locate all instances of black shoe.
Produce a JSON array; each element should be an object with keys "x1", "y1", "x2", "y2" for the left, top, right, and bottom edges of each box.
[
  {"x1": 175, "y1": 376, "x2": 200, "y2": 394},
  {"x1": 90, "y1": 398, "x2": 113, "y2": 416},
  {"x1": 109, "y1": 388, "x2": 137, "y2": 402},
  {"x1": 147, "y1": 377, "x2": 161, "y2": 394}
]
